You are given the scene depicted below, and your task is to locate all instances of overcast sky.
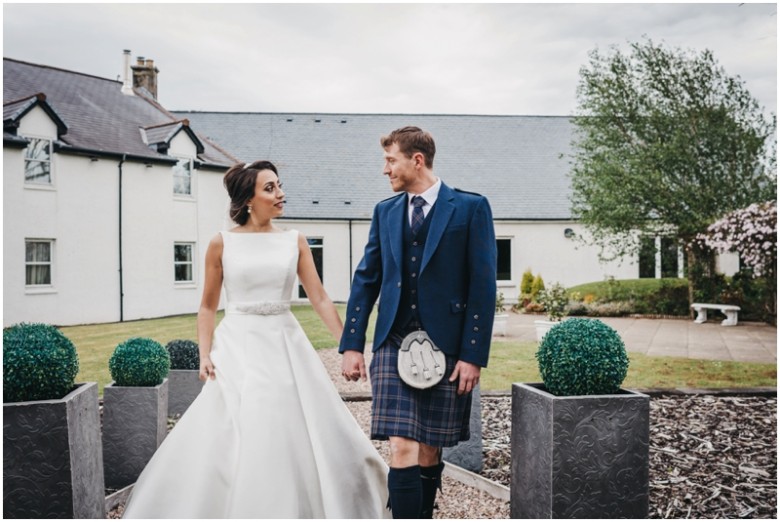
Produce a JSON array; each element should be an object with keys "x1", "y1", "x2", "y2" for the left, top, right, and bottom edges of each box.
[{"x1": 3, "y1": 2, "x2": 777, "y2": 116}]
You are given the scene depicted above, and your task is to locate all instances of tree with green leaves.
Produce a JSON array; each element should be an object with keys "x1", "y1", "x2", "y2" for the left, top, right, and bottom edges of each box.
[{"x1": 570, "y1": 38, "x2": 776, "y2": 304}]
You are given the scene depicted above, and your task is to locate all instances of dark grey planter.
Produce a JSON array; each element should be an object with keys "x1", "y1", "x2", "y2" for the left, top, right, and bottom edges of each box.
[
  {"x1": 511, "y1": 383, "x2": 649, "y2": 519},
  {"x1": 167, "y1": 369, "x2": 204, "y2": 416},
  {"x1": 102, "y1": 379, "x2": 168, "y2": 490},
  {"x1": 443, "y1": 385, "x2": 483, "y2": 473},
  {"x1": 3, "y1": 382, "x2": 105, "y2": 519}
]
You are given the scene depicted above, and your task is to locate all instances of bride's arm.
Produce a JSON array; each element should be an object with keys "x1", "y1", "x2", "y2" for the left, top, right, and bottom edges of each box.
[
  {"x1": 297, "y1": 232, "x2": 344, "y2": 341},
  {"x1": 197, "y1": 233, "x2": 224, "y2": 380}
]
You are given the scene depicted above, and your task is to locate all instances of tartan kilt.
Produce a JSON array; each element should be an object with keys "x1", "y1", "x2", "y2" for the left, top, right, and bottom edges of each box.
[{"x1": 369, "y1": 332, "x2": 472, "y2": 448}]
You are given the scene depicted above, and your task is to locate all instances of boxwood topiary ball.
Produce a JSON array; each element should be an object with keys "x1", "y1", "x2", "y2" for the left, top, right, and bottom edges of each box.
[
  {"x1": 165, "y1": 339, "x2": 200, "y2": 370},
  {"x1": 3, "y1": 323, "x2": 79, "y2": 403},
  {"x1": 536, "y1": 317, "x2": 629, "y2": 396},
  {"x1": 109, "y1": 337, "x2": 170, "y2": 387}
]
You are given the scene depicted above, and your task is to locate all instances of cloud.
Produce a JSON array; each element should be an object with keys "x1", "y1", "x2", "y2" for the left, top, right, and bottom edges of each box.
[{"x1": 3, "y1": 3, "x2": 776, "y2": 116}]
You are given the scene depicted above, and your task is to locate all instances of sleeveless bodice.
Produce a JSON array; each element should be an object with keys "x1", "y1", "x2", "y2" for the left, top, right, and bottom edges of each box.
[{"x1": 220, "y1": 230, "x2": 299, "y2": 309}]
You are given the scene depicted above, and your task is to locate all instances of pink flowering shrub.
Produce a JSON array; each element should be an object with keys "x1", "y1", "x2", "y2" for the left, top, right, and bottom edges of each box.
[{"x1": 695, "y1": 202, "x2": 777, "y2": 278}]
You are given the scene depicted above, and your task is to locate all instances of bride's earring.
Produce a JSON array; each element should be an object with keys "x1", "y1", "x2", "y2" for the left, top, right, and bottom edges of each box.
[{"x1": 247, "y1": 205, "x2": 252, "y2": 214}]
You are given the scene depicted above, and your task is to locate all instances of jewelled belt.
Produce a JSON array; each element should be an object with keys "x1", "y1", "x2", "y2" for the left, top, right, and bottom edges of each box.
[{"x1": 226, "y1": 301, "x2": 291, "y2": 315}]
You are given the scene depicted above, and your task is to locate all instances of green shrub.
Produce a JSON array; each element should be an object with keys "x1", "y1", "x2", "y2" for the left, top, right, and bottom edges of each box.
[
  {"x1": 530, "y1": 274, "x2": 545, "y2": 300},
  {"x1": 109, "y1": 337, "x2": 170, "y2": 387},
  {"x1": 538, "y1": 282, "x2": 568, "y2": 321},
  {"x1": 566, "y1": 301, "x2": 589, "y2": 316},
  {"x1": 636, "y1": 279, "x2": 690, "y2": 316},
  {"x1": 3, "y1": 323, "x2": 79, "y2": 403},
  {"x1": 166, "y1": 339, "x2": 200, "y2": 370},
  {"x1": 728, "y1": 271, "x2": 775, "y2": 323},
  {"x1": 536, "y1": 318, "x2": 629, "y2": 396},
  {"x1": 520, "y1": 269, "x2": 534, "y2": 295},
  {"x1": 495, "y1": 292, "x2": 505, "y2": 313},
  {"x1": 585, "y1": 301, "x2": 635, "y2": 317},
  {"x1": 568, "y1": 278, "x2": 691, "y2": 316}
]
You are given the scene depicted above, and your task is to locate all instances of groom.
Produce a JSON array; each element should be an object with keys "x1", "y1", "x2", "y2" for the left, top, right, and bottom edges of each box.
[{"x1": 340, "y1": 126, "x2": 497, "y2": 518}]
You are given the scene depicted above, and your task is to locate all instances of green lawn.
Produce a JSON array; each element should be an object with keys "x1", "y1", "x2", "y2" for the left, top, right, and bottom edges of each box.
[
  {"x1": 567, "y1": 277, "x2": 688, "y2": 301},
  {"x1": 482, "y1": 340, "x2": 777, "y2": 392},
  {"x1": 62, "y1": 305, "x2": 368, "y2": 395},
  {"x1": 61, "y1": 306, "x2": 775, "y2": 395}
]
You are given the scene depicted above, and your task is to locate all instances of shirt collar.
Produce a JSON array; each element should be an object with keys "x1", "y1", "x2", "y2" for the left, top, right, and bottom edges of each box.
[{"x1": 408, "y1": 177, "x2": 441, "y2": 207}]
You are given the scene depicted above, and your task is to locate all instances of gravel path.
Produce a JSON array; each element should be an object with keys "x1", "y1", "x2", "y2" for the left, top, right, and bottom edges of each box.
[{"x1": 320, "y1": 348, "x2": 511, "y2": 518}]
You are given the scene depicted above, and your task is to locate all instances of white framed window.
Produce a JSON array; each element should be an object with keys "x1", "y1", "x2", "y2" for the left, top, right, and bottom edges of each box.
[
  {"x1": 173, "y1": 158, "x2": 192, "y2": 196},
  {"x1": 174, "y1": 242, "x2": 195, "y2": 283},
  {"x1": 23, "y1": 136, "x2": 53, "y2": 185},
  {"x1": 496, "y1": 238, "x2": 512, "y2": 281},
  {"x1": 299, "y1": 238, "x2": 323, "y2": 298},
  {"x1": 25, "y1": 239, "x2": 54, "y2": 286}
]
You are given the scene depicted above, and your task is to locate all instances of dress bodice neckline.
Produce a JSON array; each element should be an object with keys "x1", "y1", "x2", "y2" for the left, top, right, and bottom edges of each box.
[{"x1": 225, "y1": 229, "x2": 295, "y2": 235}]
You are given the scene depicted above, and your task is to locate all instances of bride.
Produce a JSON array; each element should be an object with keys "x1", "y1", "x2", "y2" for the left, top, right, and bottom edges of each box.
[{"x1": 123, "y1": 161, "x2": 389, "y2": 518}]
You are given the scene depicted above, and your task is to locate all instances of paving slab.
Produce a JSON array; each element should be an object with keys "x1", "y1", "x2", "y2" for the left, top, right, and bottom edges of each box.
[{"x1": 502, "y1": 313, "x2": 776, "y2": 364}]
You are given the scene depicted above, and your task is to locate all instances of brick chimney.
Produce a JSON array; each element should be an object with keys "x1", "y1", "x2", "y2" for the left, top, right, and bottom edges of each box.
[{"x1": 131, "y1": 56, "x2": 159, "y2": 99}]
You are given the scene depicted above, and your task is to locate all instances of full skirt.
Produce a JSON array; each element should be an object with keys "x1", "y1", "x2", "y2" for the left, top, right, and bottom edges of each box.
[{"x1": 123, "y1": 312, "x2": 389, "y2": 518}]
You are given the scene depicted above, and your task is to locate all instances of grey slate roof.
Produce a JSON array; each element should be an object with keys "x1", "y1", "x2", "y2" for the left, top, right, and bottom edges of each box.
[
  {"x1": 173, "y1": 111, "x2": 577, "y2": 220},
  {"x1": 4, "y1": 59, "x2": 235, "y2": 167}
]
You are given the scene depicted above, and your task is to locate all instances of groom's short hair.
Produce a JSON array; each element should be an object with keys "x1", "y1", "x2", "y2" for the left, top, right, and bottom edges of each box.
[{"x1": 381, "y1": 126, "x2": 436, "y2": 169}]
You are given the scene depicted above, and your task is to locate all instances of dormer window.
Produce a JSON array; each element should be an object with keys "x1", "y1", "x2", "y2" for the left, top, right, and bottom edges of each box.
[
  {"x1": 24, "y1": 137, "x2": 52, "y2": 185},
  {"x1": 173, "y1": 158, "x2": 192, "y2": 196}
]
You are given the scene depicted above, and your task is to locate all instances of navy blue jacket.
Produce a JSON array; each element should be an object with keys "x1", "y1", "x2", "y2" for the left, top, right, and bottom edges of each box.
[{"x1": 339, "y1": 182, "x2": 497, "y2": 368}]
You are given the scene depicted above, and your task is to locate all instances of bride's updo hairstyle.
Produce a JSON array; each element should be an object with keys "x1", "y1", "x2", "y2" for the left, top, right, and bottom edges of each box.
[{"x1": 223, "y1": 160, "x2": 279, "y2": 225}]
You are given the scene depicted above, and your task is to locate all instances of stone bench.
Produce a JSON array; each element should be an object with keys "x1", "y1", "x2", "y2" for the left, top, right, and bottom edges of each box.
[{"x1": 690, "y1": 303, "x2": 741, "y2": 326}]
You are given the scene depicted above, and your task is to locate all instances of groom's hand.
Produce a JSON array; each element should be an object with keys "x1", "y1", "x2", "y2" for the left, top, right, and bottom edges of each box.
[
  {"x1": 341, "y1": 350, "x2": 367, "y2": 382},
  {"x1": 449, "y1": 361, "x2": 480, "y2": 395}
]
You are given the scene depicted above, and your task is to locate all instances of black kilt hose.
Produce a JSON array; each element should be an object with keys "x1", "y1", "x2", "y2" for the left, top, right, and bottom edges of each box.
[{"x1": 369, "y1": 331, "x2": 472, "y2": 448}]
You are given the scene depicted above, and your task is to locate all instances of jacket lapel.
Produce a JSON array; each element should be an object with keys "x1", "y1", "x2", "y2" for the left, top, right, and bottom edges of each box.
[
  {"x1": 387, "y1": 194, "x2": 406, "y2": 270},
  {"x1": 421, "y1": 183, "x2": 455, "y2": 274}
]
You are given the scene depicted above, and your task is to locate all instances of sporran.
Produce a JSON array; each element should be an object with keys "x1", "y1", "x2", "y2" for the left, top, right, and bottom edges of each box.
[{"x1": 397, "y1": 330, "x2": 445, "y2": 389}]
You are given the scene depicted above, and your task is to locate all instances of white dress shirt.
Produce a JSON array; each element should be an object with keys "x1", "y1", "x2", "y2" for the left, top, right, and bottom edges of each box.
[{"x1": 407, "y1": 177, "x2": 442, "y2": 226}]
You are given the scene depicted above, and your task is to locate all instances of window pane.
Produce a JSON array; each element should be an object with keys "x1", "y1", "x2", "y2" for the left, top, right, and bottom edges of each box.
[
  {"x1": 174, "y1": 174, "x2": 191, "y2": 195},
  {"x1": 496, "y1": 239, "x2": 511, "y2": 281},
  {"x1": 300, "y1": 239, "x2": 324, "y2": 298},
  {"x1": 25, "y1": 160, "x2": 51, "y2": 184},
  {"x1": 175, "y1": 263, "x2": 193, "y2": 282},
  {"x1": 638, "y1": 236, "x2": 656, "y2": 278},
  {"x1": 174, "y1": 244, "x2": 192, "y2": 262},
  {"x1": 25, "y1": 138, "x2": 50, "y2": 161},
  {"x1": 26, "y1": 241, "x2": 50, "y2": 262},
  {"x1": 660, "y1": 238, "x2": 679, "y2": 278},
  {"x1": 173, "y1": 160, "x2": 192, "y2": 195},
  {"x1": 26, "y1": 264, "x2": 51, "y2": 285}
]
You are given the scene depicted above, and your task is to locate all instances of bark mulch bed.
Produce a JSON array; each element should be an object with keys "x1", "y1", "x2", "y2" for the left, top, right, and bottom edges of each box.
[{"x1": 481, "y1": 394, "x2": 777, "y2": 519}]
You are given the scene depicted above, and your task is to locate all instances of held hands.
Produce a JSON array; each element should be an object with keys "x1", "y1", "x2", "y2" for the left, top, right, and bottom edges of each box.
[
  {"x1": 449, "y1": 361, "x2": 481, "y2": 395},
  {"x1": 341, "y1": 350, "x2": 367, "y2": 382},
  {"x1": 199, "y1": 356, "x2": 216, "y2": 381}
]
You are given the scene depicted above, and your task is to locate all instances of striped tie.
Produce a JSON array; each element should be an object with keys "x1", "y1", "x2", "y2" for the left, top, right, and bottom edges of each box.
[{"x1": 411, "y1": 196, "x2": 426, "y2": 235}]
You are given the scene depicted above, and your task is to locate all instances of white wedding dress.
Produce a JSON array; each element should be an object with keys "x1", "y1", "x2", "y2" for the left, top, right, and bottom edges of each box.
[{"x1": 123, "y1": 230, "x2": 389, "y2": 519}]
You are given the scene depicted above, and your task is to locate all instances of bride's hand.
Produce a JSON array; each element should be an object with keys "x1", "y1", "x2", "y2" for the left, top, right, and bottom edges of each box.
[{"x1": 199, "y1": 356, "x2": 216, "y2": 381}]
